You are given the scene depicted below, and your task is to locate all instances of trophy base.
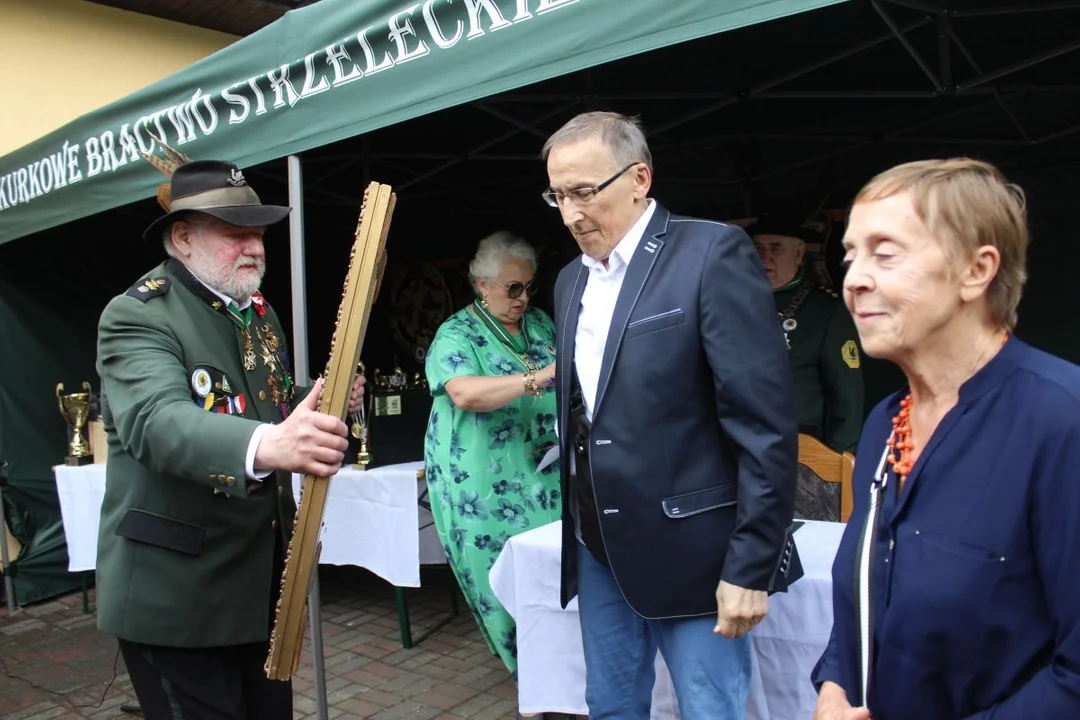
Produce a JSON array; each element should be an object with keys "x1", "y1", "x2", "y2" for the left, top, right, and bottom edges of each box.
[
  {"x1": 65, "y1": 455, "x2": 95, "y2": 467},
  {"x1": 351, "y1": 463, "x2": 368, "y2": 471}
]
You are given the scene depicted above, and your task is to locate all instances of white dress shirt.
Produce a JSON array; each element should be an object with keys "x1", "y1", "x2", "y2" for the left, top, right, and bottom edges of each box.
[
  {"x1": 194, "y1": 276, "x2": 271, "y2": 482},
  {"x1": 574, "y1": 200, "x2": 657, "y2": 422}
]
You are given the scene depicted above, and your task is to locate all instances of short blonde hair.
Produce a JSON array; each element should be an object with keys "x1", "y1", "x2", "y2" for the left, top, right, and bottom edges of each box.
[{"x1": 853, "y1": 158, "x2": 1029, "y2": 329}]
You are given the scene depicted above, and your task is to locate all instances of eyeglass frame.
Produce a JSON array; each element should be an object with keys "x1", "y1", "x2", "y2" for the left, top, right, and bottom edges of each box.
[
  {"x1": 541, "y1": 163, "x2": 640, "y2": 208},
  {"x1": 490, "y1": 280, "x2": 538, "y2": 299}
]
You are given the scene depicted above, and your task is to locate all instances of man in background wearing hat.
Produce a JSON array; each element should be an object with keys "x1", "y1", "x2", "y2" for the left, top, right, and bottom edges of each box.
[
  {"x1": 750, "y1": 219, "x2": 863, "y2": 520},
  {"x1": 94, "y1": 160, "x2": 364, "y2": 719}
]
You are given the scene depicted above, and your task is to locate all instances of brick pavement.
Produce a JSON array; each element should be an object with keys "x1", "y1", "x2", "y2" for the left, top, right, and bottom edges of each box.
[{"x1": 0, "y1": 566, "x2": 542, "y2": 720}]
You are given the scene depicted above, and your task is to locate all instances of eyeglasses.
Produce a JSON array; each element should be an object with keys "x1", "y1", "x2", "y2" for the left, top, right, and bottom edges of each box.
[
  {"x1": 493, "y1": 280, "x2": 537, "y2": 299},
  {"x1": 542, "y1": 163, "x2": 638, "y2": 208}
]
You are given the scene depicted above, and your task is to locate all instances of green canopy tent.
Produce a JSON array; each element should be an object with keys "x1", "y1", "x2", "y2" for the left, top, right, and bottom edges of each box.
[
  {"x1": 3, "y1": 0, "x2": 1079, "y2": 714},
  {"x1": 0, "y1": 0, "x2": 852, "y2": 246}
]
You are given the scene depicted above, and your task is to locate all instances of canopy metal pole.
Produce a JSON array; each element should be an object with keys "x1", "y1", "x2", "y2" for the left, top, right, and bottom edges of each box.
[
  {"x1": 0, "y1": 461, "x2": 16, "y2": 616},
  {"x1": 287, "y1": 155, "x2": 310, "y2": 385},
  {"x1": 0, "y1": 492, "x2": 15, "y2": 616},
  {"x1": 286, "y1": 154, "x2": 328, "y2": 720}
]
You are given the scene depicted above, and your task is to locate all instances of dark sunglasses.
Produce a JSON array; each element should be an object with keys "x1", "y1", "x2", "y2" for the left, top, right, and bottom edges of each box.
[{"x1": 493, "y1": 280, "x2": 537, "y2": 299}]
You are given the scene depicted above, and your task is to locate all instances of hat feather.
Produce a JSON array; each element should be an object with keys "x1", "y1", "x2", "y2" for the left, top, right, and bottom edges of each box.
[{"x1": 137, "y1": 131, "x2": 193, "y2": 211}]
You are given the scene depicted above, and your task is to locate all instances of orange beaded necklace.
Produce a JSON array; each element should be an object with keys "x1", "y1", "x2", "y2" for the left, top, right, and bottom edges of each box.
[
  {"x1": 886, "y1": 395, "x2": 916, "y2": 479},
  {"x1": 886, "y1": 332, "x2": 1009, "y2": 483}
]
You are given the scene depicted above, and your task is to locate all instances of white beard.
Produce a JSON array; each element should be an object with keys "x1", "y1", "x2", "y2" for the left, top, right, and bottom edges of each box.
[{"x1": 187, "y1": 249, "x2": 265, "y2": 303}]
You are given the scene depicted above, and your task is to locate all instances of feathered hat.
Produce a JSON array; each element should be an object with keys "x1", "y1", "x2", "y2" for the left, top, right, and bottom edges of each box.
[
  {"x1": 138, "y1": 130, "x2": 192, "y2": 211},
  {"x1": 138, "y1": 134, "x2": 291, "y2": 242}
]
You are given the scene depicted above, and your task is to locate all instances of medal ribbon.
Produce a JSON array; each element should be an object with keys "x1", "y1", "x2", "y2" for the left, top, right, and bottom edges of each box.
[
  {"x1": 778, "y1": 275, "x2": 813, "y2": 321},
  {"x1": 167, "y1": 260, "x2": 290, "y2": 418},
  {"x1": 472, "y1": 300, "x2": 533, "y2": 365},
  {"x1": 224, "y1": 302, "x2": 252, "y2": 330},
  {"x1": 167, "y1": 260, "x2": 255, "y2": 328}
]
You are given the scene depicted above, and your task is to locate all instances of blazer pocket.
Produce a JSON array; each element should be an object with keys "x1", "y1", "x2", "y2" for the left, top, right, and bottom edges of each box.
[
  {"x1": 917, "y1": 531, "x2": 1002, "y2": 563},
  {"x1": 625, "y1": 309, "x2": 685, "y2": 338},
  {"x1": 115, "y1": 509, "x2": 206, "y2": 556},
  {"x1": 662, "y1": 483, "x2": 738, "y2": 519}
]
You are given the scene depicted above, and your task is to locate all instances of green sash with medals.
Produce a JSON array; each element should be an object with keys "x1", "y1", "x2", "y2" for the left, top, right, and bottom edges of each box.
[{"x1": 470, "y1": 299, "x2": 539, "y2": 372}]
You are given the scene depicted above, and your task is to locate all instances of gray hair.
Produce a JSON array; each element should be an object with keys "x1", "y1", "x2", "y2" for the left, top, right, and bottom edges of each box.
[
  {"x1": 541, "y1": 111, "x2": 653, "y2": 171},
  {"x1": 162, "y1": 212, "x2": 212, "y2": 257},
  {"x1": 468, "y1": 231, "x2": 537, "y2": 293}
]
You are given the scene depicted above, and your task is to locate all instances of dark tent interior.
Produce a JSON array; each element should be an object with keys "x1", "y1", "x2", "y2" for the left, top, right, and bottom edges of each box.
[{"x1": 2, "y1": 0, "x2": 1078, "y2": 604}]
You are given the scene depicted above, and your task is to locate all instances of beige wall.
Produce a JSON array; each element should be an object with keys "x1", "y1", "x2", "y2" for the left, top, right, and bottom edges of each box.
[{"x1": 0, "y1": 0, "x2": 238, "y2": 157}]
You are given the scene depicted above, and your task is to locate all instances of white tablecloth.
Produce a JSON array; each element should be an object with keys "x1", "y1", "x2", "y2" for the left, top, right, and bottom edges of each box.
[
  {"x1": 291, "y1": 462, "x2": 445, "y2": 587},
  {"x1": 54, "y1": 461, "x2": 444, "y2": 586},
  {"x1": 489, "y1": 519, "x2": 843, "y2": 718},
  {"x1": 54, "y1": 464, "x2": 108, "y2": 573}
]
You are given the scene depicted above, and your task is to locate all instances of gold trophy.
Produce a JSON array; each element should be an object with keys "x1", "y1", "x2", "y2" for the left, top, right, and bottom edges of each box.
[
  {"x1": 56, "y1": 381, "x2": 94, "y2": 466},
  {"x1": 349, "y1": 363, "x2": 372, "y2": 469}
]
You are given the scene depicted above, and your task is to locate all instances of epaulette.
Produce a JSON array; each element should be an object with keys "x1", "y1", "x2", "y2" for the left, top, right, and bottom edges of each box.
[
  {"x1": 815, "y1": 284, "x2": 840, "y2": 300},
  {"x1": 126, "y1": 276, "x2": 171, "y2": 302}
]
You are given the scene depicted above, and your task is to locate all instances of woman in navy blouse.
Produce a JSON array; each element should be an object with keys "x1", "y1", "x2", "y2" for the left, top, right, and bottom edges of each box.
[{"x1": 812, "y1": 158, "x2": 1080, "y2": 719}]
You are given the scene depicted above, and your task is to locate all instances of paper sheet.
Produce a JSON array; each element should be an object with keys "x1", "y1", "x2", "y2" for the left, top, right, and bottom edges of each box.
[
  {"x1": 536, "y1": 445, "x2": 560, "y2": 473},
  {"x1": 536, "y1": 420, "x2": 560, "y2": 473}
]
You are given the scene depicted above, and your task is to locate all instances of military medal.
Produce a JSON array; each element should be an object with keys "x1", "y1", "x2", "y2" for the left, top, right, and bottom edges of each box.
[
  {"x1": 253, "y1": 323, "x2": 291, "y2": 413},
  {"x1": 168, "y1": 261, "x2": 292, "y2": 420},
  {"x1": 191, "y1": 368, "x2": 212, "y2": 397},
  {"x1": 262, "y1": 347, "x2": 277, "y2": 373},
  {"x1": 262, "y1": 326, "x2": 279, "y2": 352},
  {"x1": 241, "y1": 317, "x2": 257, "y2": 371},
  {"x1": 471, "y1": 300, "x2": 538, "y2": 373},
  {"x1": 778, "y1": 284, "x2": 812, "y2": 352},
  {"x1": 779, "y1": 314, "x2": 792, "y2": 350}
]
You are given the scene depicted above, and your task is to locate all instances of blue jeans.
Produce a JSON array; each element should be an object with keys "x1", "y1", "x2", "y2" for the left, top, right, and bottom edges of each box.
[{"x1": 576, "y1": 542, "x2": 751, "y2": 720}]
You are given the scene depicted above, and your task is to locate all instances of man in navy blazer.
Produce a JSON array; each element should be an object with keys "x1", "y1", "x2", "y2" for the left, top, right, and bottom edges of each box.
[{"x1": 544, "y1": 112, "x2": 802, "y2": 719}]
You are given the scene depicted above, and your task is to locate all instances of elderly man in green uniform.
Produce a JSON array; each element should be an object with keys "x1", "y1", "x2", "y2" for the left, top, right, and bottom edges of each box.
[
  {"x1": 750, "y1": 219, "x2": 863, "y2": 520},
  {"x1": 94, "y1": 159, "x2": 364, "y2": 720}
]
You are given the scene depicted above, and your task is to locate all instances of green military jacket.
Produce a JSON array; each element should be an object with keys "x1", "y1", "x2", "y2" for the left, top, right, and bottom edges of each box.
[
  {"x1": 95, "y1": 259, "x2": 299, "y2": 648},
  {"x1": 774, "y1": 272, "x2": 864, "y2": 453}
]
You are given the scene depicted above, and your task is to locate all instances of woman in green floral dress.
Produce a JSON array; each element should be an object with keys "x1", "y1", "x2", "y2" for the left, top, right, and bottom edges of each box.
[{"x1": 424, "y1": 231, "x2": 560, "y2": 678}]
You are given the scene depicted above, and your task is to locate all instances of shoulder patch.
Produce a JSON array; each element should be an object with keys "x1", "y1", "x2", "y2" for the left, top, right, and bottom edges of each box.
[{"x1": 126, "y1": 277, "x2": 171, "y2": 302}]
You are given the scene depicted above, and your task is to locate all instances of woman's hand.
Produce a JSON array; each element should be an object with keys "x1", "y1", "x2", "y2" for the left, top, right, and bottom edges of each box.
[
  {"x1": 445, "y1": 362, "x2": 556, "y2": 413},
  {"x1": 813, "y1": 682, "x2": 872, "y2": 720},
  {"x1": 536, "y1": 362, "x2": 556, "y2": 388}
]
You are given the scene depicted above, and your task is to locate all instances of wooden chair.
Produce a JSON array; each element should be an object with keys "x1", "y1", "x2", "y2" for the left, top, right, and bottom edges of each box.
[{"x1": 797, "y1": 434, "x2": 855, "y2": 523}]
